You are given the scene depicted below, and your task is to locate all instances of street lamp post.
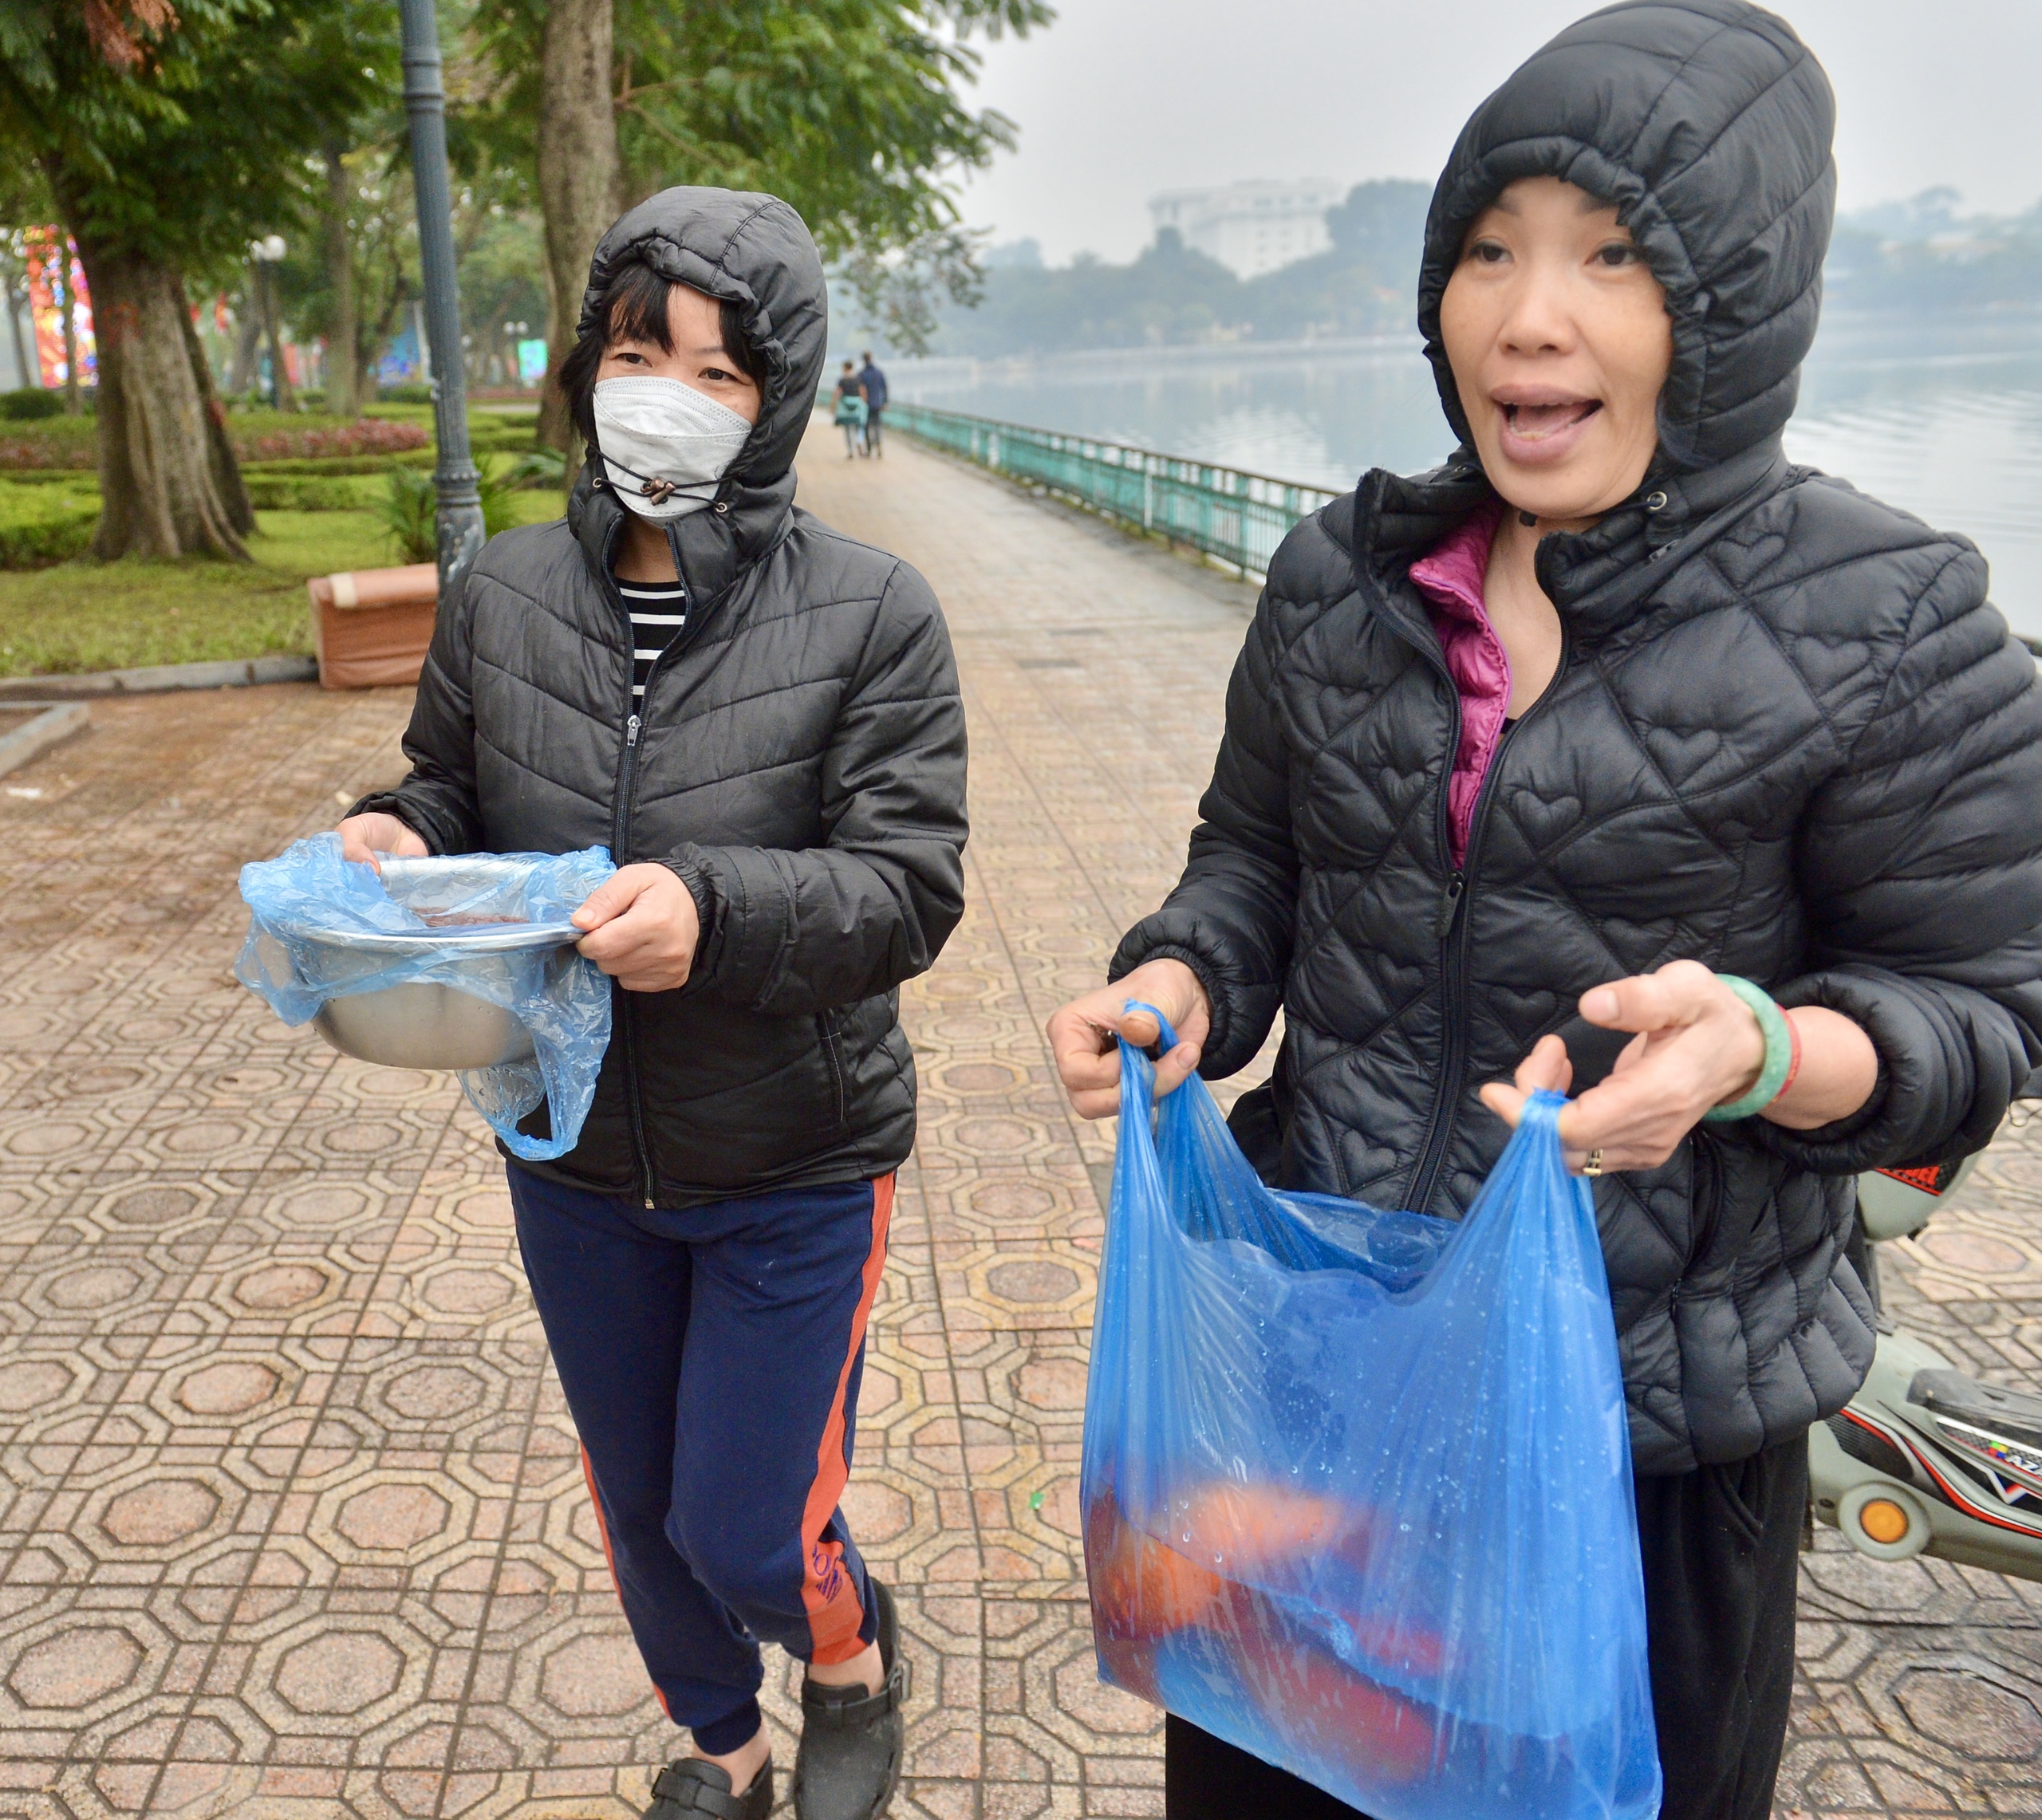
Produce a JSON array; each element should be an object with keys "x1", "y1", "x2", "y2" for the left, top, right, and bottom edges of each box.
[{"x1": 397, "y1": 0, "x2": 485, "y2": 598}]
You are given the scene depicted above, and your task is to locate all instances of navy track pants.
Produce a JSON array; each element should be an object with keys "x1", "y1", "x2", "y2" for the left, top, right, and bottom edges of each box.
[{"x1": 507, "y1": 1163, "x2": 891, "y2": 1754}]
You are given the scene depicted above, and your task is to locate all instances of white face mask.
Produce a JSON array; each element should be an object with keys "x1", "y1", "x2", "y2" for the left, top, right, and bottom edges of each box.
[{"x1": 592, "y1": 376, "x2": 755, "y2": 522}]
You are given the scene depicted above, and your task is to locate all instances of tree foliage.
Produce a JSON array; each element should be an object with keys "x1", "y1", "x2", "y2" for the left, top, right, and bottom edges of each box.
[
  {"x1": 0, "y1": 0, "x2": 385, "y2": 285},
  {"x1": 470, "y1": 0, "x2": 1051, "y2": 353}
]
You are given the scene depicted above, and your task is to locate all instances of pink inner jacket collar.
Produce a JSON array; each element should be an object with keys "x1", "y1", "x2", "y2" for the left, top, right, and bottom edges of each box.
[{"x1": 1409, "y1": 499, "x2": 1510, "y2": 869}]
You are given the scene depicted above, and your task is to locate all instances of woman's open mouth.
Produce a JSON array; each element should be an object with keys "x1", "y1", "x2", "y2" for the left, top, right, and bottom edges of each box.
[{"x1": 1496, "y1": 394, "x2": 1604, "y2": 465}]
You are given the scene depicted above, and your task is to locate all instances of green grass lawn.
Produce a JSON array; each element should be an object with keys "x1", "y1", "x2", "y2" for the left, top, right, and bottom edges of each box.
[
  {"x1": 0, "y1": 406, "x2": 561, "y2": 679},
  {"x1": 0, "y1": 490, "x2": 563, "y2": 680}
]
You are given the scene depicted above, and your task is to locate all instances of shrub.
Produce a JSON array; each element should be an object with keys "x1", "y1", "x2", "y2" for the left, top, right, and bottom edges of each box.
[
  {"x1": 0, "y1": 389, "x2": 63, "y2": 422},
  {"x1": 377, "y1": 455, "x2": 518, "y2": 563},
  {"x1": 235, "y1": 419, "x2": 428, "y2": 463},
  {"x1": 378, "y1": 380, "x2": 435, "y2": 405},
  {"x1": 0, "y1": 487, "x2": 97, "y2": 569},
  {"x1": 509, "y1": 446, "x2": 566, "y2": 490},
  {"x1": 243, "y1": 476, "x2": 362, "y2": 511},
  {"x1": 0, "y1": 412, "x2": 429, "y2": 471},
  {"x1": 378, "y1": 464, "x2": 437, "y2": 564}
]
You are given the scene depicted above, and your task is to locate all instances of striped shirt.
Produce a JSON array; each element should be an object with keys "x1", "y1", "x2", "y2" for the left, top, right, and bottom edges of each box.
[{"x1": 617, "y1": 577, "x2": 689, "y2": 700}]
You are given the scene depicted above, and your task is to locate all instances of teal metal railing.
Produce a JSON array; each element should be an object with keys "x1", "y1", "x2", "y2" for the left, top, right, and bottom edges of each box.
[{"x1": 886, "y1": 401, "x2": 1338, "y2": 577}]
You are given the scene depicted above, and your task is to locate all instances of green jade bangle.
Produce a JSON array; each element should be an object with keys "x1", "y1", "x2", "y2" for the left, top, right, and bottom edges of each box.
[{"x1": 1701, "y1": 975, "x2": 1795, "y2": 1122}]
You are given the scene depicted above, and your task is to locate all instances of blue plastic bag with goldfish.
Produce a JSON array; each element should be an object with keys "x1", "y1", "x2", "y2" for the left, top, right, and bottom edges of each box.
[{"x1": 1080, "y1": 1007, "x2": 1661, "y2": 1820}]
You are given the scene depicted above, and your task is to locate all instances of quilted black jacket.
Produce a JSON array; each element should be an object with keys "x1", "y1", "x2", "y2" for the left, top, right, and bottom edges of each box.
[
  {"x1": 1113, "y1": 0, "x2": 2042, "y2": 1474},
  {"x1": 358, "y1": 189, "x2": 968, "y2": 1207}
]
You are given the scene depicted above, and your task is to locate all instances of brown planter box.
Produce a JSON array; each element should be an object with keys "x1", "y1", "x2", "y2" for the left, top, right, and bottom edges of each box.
[{"x1": 308, "y1": 564, "x2": 440, "y2": 689}]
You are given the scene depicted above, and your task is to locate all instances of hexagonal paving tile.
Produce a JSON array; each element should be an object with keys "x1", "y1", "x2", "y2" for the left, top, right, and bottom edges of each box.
[
  {"x1": 272, "y1": 1628, "x2": 405, "y2": 1716},
  {"x1": 8, "y1": 1625, "x2": 143, "y2": 1708},
  {"x1": 335, "y1": 1481, "x2": 452, "y2": 1553},
  {"x1": 101, "y1": 1477, "x2": 221, "y2": 1548}
]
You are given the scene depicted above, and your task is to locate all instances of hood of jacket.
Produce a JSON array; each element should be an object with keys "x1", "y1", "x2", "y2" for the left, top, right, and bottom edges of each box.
[
  {"x1": 567, "y1": 186, "x2": 828, "y2": 602},
  {"x1": 1416, "y1": 0, "x2": 1835, "y2": 476}
]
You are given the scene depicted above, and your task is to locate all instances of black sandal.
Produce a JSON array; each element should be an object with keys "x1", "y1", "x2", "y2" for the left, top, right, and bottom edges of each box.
[
  {"x1": 645, "y1": 1756, "x2": 775, "y2": 1820},
  {"x1": 792, "y1": 1578, "x2": 909, "y2": 1820}
]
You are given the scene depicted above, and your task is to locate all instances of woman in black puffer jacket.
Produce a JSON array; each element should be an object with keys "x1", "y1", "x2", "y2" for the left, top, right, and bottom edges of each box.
[
  {"x1": 1050, "y1": 4, "x2": 2042, "y2": 1817},
  {"x1": 341, "y1": 190, "x2": 965, "y2": 1820}
]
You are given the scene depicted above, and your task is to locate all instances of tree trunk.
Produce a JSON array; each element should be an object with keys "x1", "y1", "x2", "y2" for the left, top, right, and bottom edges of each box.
[
  {"x1": 534, "y1": 0, "x2": 619, "y2": 456},
  {"x1": 323, "y1": 144, "x2": 360, "y2": 416},
  {"x1": 227, "y1": 281, "x2": 262, "y2": 396},
  {"x1": 178, "y1": 290, "x2": 254, "y2": 537},
  {"x1": 75, "y1": 234, "x2": 250, "y2": 561},
  {"x1": 259, "y1": 265, "x2": 295, "y2": 412}
]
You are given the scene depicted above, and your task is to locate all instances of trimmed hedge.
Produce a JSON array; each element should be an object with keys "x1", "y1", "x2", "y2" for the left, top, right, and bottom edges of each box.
[
  {"x1": 0, "y1": 412, "x2": 430, "y2": 472},
  {"x1": 0, "y1": 500, "x2": 97, "y2": 569},
  {"x1": 1, "y1": 389, "x2": 64, "y2": 422},
  {"x1": 242, "y1": 475, "x2": 371, "y2": 511}
]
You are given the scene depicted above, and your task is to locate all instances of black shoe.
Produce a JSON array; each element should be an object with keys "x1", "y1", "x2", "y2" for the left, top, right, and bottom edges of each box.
[
  {"x1": 645, "y1": 1756, "x2": 774, "y2": 1820},
  {"x1": 792, "y1": 1578, "x2": 909, "y2": 1820}
]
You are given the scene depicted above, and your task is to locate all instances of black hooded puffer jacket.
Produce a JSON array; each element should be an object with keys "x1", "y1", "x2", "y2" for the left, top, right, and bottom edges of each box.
[
  {"x1": 1112, "y1": 0, "x2": 2042, "y2": 1475},
  {"x1": 357, "y1": 188, "x2": 968, "y2": 1208}
]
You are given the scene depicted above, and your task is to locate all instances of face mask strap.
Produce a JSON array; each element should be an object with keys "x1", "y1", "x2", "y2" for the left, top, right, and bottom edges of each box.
[{"x1": 599, "y1": 449, "x2": 706, "y2": 509}]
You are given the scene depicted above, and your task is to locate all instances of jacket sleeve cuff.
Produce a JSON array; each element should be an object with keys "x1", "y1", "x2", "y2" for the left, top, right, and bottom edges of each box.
[
  {"x1": 660, "y1": 842, "x2": 793, "y2": 1006},
  {"x1": 1752, "y1": 967, "x2": 2012, "y2": 1174},
  {"x1": 1110, "y1": 922, "x2": 1281, "y2": 1079},
  {"x1": 660, "y1": 851, "x2": 719, "y2": 983}
]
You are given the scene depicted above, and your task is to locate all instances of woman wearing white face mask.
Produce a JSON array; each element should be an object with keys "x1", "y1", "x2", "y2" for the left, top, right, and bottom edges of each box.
[{"x1": 336, "y1": 190, "x2": 968, "y2": 1820}]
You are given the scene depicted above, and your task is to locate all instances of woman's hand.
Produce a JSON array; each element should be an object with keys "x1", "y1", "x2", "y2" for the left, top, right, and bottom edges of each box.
[
  {"x1": 573, "y1": 864, "x2": 701, "y2": 992},
  {"x1": 337, "y1": 812, "x2": 428, "y2": 869},
  {"x1": 1047, "y1": 959, "x2": 1212, "y2": 1120},
  {"x1": 1481, "y1": 958, "x2": 1878, "y2": 1172}
]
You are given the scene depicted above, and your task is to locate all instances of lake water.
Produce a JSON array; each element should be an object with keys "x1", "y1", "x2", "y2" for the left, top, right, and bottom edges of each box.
[{"x1": 889, "y1": 312, "x2": 2042, "y2": 641}]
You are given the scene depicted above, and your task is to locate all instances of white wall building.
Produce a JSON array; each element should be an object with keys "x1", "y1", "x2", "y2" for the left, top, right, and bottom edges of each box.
[{"x1": 1148, "y1": 179, "x2": 1346, "y2": 279}]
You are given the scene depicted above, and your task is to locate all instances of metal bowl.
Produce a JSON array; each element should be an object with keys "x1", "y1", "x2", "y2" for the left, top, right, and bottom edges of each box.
[
  {"x1": 278, "y1": 856, "x2": 585, "y2": 1070},
  {"x1": 313, "y1": 978, "x2": 540, "y2": 1070}
]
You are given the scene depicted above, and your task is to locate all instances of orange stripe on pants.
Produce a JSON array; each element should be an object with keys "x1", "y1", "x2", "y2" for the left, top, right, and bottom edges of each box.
[
  {"x1": 799, "y1": 1172, "x2": 893, "y2": 1665},
  {"x1": 581, "y1": 1444, "x2": 674, "y2": 1718}
]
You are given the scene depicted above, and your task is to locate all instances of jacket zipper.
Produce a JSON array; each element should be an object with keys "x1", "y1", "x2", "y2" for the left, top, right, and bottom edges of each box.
[
  {"x1": 1406, "y1": 628, "x2": 1571, "y2": 1215},
  {"x1": 601, "y1": 513, "x2": 663, "y2": 1210}
]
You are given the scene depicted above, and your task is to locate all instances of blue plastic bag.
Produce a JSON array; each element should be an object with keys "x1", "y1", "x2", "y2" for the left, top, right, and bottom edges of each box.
[
  {"x1": 1081, "y1": 1008, "x2": 1661, "y2": 1820},
  {"x1": 235, "y1": 835, "x2": 616, "y2": 1161}
]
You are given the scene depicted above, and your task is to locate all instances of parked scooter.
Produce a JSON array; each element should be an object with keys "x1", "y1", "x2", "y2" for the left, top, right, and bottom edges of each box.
[{"x1": 1810, "y1": 1144, "x2": 2042, "y2": 1581}]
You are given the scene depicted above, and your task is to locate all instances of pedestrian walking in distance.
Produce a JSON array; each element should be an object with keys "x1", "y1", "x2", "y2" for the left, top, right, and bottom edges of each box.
[
  {"x1": 857, "y1": 350, "x2": 888, "y2": 456},
  {"x1": 834, "y1": 357, "x2": 869, "y2": 456},
  {"x1": 334, "y1": 187, "x2": 968, "y2": 1820},
  {"x1": 1047, "y1": 3, "x2": 2042, "y2": 1816}
]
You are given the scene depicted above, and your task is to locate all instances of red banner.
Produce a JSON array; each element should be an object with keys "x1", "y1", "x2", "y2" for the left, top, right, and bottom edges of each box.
[{"x1": 21, "y1": 230, "x2": 95, "y2": 388}]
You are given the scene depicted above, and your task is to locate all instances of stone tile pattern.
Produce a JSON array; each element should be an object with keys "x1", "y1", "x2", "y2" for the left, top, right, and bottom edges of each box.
[{"x1": 0, "y1": 425, "x2": 2030, "y2": 1818}]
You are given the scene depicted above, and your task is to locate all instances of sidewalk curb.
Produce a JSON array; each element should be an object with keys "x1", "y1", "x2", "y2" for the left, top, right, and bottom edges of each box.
[
  {"x1": 0, "y1": 654, "x2": 317, "y2": 702},
  {"x1": 0, "y1": 701, "x2": 90, "y2": 780}
]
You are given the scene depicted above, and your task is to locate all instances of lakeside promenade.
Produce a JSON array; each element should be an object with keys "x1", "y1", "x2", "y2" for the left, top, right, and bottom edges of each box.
[{"x1": 1, "y1": 421, "x2": 2040, "y2": 1816}]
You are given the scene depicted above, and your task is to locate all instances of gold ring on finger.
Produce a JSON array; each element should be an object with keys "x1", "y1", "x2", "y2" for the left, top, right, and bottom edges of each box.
[{"x1": 1582, "y1": 1148, "x2": 1604, "y2": 1177}]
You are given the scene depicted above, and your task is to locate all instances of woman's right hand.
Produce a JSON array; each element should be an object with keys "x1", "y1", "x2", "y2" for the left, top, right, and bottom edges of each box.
[
  {"x1": 1047, "y1": 958, "x2": 1212, "y2": 1120},
  {"x1": 337, "y1": 812, "x2": 428, "y2": 870}
]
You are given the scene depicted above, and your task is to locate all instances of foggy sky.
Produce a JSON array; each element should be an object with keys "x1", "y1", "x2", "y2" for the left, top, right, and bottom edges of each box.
[{"x1": 956, "y1": 0, "x2": 2042, "y2": 265}]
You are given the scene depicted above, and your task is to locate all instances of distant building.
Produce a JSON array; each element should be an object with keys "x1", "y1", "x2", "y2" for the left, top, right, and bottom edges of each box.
[{"x1": 1148, "y1": 179, "x2": 1346, "y2": 279}]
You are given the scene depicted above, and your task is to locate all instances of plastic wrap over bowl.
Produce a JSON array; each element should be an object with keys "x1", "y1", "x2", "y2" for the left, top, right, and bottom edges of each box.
[
  {"x1": 235, "y1": 840, "x2": 616, "y2": 1160},
  {"x1": 286, "y1": 858, "x2": 579, "y2": 1067}
]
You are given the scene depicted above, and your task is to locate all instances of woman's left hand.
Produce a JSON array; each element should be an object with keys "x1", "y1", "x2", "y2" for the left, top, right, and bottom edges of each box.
[
  {"x1": 1480, "y1": 959, "x2": 1768, "y2": 1172},
  {"x1": 573, "y1": 863, "x2": 701, "y2": 992}
]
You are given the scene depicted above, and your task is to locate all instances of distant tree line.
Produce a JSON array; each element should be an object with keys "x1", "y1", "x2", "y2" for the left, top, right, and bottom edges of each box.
[
  {"x1": 916, "y1": 181, "x2": 2042, "y2": 360},
  {"x1": 928, "y1": 179, "x2": 1431, "y2": 357},
  {"x1": 1825, "y1": 187, "x2": 2042, "y2": 315}
]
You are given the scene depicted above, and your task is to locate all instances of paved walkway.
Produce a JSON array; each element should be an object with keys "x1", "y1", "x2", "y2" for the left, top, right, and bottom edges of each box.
[{"x1": 1, "y1": 422, "x2": 2040, "y2": 1818}]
